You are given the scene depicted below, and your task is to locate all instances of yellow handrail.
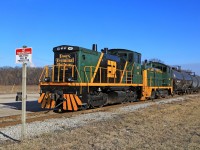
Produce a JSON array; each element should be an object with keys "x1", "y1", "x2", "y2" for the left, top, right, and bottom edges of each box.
[
  {"x1": 40, "y1": 64, "x2": 143, "y2": 84},
  {"x1": 83, "y1": 66, "x2": 140, "y2": 84},
  {"x1": 39, "y1": 64, "x2": 82, "y2": 83}
]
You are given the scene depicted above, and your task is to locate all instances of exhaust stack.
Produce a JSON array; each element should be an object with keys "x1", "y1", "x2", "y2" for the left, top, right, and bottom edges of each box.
[{"x1": 92, "y1": 44, "x2": 97, "y2": 51}]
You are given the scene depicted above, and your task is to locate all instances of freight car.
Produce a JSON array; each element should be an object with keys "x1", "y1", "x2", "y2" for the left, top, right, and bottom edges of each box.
[
  {"x1": 172, "y1": 66, "x2": 200, "y2": 94},
  {"x1": 38, "y1": 44, "x2": 197, "y2": 112}
]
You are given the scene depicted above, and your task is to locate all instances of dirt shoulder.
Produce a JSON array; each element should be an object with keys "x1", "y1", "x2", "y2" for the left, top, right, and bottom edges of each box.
[{"x1": 1, "y1": 95, "x2": 200, "y2": 150}]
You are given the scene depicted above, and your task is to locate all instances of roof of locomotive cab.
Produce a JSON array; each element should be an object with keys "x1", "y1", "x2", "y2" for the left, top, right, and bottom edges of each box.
[
  {"x1": 53, "y1": 45, "x2": 91, "y2": 52},
  {"x1": 148, "y1": 61, "x2": 170, "y2": 67},
  {"x1": 108, "y1": 48, "x2": 141, "y2": 55},
  {"x1": 146, "y1": 61, "x2": 172, "y2": 71}
]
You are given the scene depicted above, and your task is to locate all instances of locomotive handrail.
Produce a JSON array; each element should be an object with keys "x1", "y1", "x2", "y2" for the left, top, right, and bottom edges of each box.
[
  {"x1": 39, "y1": 65, "x2": 53, "y2": 82},
  {"x1": 83, "y1": 66, "x2": 92, "y2": 83},
  {"x1": 40, "y1": 64, "x2": 143, "y2": 84},
  {"x1": 39, "y1": 66, "x2": 47, "y2": 82},
  {"x1": 147, "y1": 77, "x2": 171, "y2": 87},
  {"x1": 84, "y1": 66, "x2": 137, "y2": 84},
  {"x1": 39, "y1": 64, "x2": 82, "y2": 83},
  {"x1": 120, "y1": 61, "x2": 128, "y2": 83}
]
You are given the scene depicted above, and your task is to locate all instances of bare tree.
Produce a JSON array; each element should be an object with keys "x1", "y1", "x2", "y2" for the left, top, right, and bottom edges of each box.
[{"x1": 0, "y1": 67, "x2": 43, "y2": 85}]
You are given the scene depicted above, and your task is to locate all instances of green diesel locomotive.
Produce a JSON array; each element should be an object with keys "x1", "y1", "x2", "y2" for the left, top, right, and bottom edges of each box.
[{"x1": 38, "y1": 44, "x2": 173, "y2": 111}]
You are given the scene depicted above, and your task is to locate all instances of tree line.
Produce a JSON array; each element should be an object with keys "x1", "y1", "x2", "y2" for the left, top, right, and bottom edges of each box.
[{"x1": 0, "y1": 67, "x2": 43, "y2": 85}]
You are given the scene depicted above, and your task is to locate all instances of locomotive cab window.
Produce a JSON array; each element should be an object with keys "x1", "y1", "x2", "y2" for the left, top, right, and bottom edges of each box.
[
  {"x1": 128, "y1": 53, "x2": 133, "y2": 62},
  {"x1": 138, "y1": 54, "x2": 141, "y2": 64},
  {"x1": 119, "y1": 53, "x2": 127, "y2": 60},
  {"x1": 82, "y1": 55, "x2": 86, "y2": 60},
  {"x1": 168, "y1": 67, "x2": 171, "y2": 73},
  {"x1": 133, "y1": 53, "x2": 141, "y2": 64},
  {"x1": 163, "y1": 67, "x2": 167, "y2": 73}
]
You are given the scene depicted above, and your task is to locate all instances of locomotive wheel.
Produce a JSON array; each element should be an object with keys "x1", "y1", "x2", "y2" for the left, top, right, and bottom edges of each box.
[
  {"x1": 129, "y1": 93, "x2": 138, "y2": 102},
  {"x1": 124, "y1": 91, "x2": 138, "y2": 103},
  {"x1": 150, "y1": 91, "x2": 156, "y2": 100},
  {"x1": 88, "y1": 92, "x2": 108, "y2": 108},
  {"x1": 80, "y1": 103, "x2": 89, "y2": 110}
]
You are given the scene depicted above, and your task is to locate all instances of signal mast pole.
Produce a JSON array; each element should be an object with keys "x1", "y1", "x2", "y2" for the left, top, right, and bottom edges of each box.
[
  {"x1": 21, "y1": 61, "x2": 27, "y2": 140},
  {"x1": 21, "y1": 45, "x2": 27, "y2": 141}
]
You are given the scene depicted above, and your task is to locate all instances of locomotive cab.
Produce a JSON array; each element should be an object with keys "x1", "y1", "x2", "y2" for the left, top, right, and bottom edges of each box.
[{"x1": 108, "y1": 49, "x2": 141, "y2": 64}]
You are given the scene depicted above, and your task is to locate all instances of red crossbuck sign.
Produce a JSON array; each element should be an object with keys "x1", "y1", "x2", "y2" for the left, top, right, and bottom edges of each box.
[{"x1": 16, "y1": 47, "x2": 32, "y2": 64}]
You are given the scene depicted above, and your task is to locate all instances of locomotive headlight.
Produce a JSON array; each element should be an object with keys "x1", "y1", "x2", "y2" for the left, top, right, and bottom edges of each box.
[
  {"x1": 68, "y1": 77, "x2": 72, "y2": 81},
  {"x1": 44, "y1": 77, "x2": 50, "y2": 82},
  {"x1": 68, "y1": 77, "x2": 74, "y2": 82}
]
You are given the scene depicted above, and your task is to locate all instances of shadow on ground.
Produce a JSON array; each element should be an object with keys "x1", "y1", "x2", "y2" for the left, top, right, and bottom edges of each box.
[
  {"x1": 0, "y1": 132, "x2": 20, "y2": 143},
  {"x1": 0, "y1": 100, "x2": 47, "y2": 112}
]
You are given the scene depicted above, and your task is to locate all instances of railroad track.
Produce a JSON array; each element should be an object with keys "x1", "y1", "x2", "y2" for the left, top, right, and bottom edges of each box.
[{"x1": 0, "y1": 94, "x2": 197, "y2": 128}]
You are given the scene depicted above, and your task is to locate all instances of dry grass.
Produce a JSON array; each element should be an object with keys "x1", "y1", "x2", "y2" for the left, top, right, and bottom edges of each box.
[
  {"x1": 0, "y1": 85, "x2": 39, "y2": 94},
  {"x1": 1, "y1": 95, "x2": 200, "y2": 149}
]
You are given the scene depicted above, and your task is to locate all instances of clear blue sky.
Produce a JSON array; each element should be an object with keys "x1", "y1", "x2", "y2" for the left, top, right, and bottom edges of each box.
[{"x1": 0, "y1": 0, "x2": 200, "y2": 73}]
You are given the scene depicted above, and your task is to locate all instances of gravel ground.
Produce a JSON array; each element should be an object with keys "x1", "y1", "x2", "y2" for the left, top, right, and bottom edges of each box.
[
  {"x1": 0, "y1": 95, "x2": 192, "y2": 143},
  {"x1": 1, "y1": 94, "x2": 200, "y2": 149}
]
